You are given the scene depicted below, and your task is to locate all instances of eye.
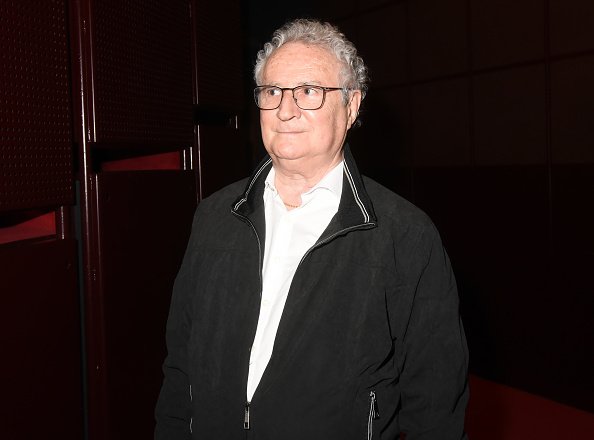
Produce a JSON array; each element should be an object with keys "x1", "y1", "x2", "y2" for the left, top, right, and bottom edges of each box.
[
  {"x1": 302, "y1": 86, "x2": 321, "y2": 96},
  {"x1": 265, "y1": 87, "x2": 281, "y2": 96}
]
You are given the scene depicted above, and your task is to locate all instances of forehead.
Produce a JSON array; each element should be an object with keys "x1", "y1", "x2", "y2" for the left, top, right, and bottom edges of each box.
[{"x1": 262, "y1": 42, "x2": 342, "y2": 85}]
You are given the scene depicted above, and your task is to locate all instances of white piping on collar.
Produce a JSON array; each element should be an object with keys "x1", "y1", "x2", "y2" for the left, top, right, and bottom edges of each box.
[
  {"x1": 234, "y1": 156, "x2": 371, "y2": 225},
  {"x1": 343, "y1": 160, "x2": 370, "y2": 224},
  {"x1": 233, "y1": 157, "x2": 273, "y2": 211}
]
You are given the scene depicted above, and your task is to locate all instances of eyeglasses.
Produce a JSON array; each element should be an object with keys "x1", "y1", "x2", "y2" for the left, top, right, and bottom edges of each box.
[{"x1": 254, "y1": 85, "x2": 344, "y2": 110}]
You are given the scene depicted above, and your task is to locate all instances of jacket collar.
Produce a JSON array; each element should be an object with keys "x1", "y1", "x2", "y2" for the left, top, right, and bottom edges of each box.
[{"x1": 232, "y1": 144, "x2": 377, "y2": 231}]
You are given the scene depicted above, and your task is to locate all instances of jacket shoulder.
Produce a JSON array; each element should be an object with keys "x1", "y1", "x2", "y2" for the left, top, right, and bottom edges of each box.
[
  {"x1": 197, "y1": 177, "x2": 250, "y2": 213},
  {"x1": 362, "y1": 176, "x2": 433, "y2": 230},
  {"x1": 184, "y1": 177, "x2": 250, "y2": 243}
]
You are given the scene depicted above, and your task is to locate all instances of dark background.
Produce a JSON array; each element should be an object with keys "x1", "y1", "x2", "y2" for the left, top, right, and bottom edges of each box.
[{"x1": 1, "y1": 0, "x2": 592, "y2": 439}]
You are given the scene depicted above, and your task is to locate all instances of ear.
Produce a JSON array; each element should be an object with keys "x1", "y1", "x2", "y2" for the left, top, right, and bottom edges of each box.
[{"x1": 346, "y1": 90, "x2": 363, "y2": 129}]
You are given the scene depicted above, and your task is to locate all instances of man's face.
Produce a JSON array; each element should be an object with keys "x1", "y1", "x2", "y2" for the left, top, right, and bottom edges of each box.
[{"x1": 259, "y1": 42, "x2": 361, "y2": 169}]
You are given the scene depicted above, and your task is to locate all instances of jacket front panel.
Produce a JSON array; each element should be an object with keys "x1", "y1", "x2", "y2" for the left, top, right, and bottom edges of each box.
[{"x1": 186, "y1": 228, "x2": 396, "y2": 439}]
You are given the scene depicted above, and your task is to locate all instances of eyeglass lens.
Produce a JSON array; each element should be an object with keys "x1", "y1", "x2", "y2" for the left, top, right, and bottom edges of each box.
[{"x1": 256, "y1": 86, "x2": 325, "y2": 110}]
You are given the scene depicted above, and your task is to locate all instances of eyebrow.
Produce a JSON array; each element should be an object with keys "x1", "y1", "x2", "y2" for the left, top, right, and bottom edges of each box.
[{"x1": 265, "y1": 81, "x2": 323, "y2": 87}]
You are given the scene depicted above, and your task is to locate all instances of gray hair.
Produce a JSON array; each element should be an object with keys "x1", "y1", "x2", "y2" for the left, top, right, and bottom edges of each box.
[{"x1": 253, "y1": 19, "x2": 369, "y2": 103}]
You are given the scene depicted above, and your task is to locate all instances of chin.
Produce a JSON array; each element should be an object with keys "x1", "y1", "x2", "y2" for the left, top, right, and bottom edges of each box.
[{"x1": 267, "y1": 142, "x2": 308, "y2": 161}]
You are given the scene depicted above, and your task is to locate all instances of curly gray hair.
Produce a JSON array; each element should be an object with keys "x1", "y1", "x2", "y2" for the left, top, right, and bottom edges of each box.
[{"x1": 253, "y1": 19, "x2": 369, "y2": 104}]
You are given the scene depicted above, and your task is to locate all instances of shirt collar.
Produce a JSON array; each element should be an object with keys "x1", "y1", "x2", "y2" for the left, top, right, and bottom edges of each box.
[{"x1": 264, "y1": 160, "x2": 344, "y2": 203}]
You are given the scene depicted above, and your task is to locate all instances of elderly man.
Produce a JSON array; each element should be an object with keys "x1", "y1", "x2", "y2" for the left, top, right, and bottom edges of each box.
[{"x1": 156, "y1": 19, "x2": 468, "y2": 440}]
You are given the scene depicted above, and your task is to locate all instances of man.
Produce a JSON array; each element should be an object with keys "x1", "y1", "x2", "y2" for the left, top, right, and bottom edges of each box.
[{"x1": 156, "y1": 19, "x2": 468, "y2": 439}]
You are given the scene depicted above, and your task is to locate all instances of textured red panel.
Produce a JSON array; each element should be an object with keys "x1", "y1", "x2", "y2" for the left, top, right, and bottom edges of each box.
[
  {"x1": 0, "y1": 0, "x2": 73, "y2": 212},
  {"x1": 91, "y1": 0, "x2": 193, "y2": 144}
]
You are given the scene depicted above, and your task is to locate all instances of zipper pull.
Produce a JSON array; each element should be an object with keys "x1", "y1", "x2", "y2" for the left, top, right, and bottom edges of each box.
[
  {"x1": 370, "y1": 391, "x2": 379, "y2": 419},
  {"x1": 368, "y1": 391, "x2": 379, "y2": 440},
  {"x1": 244, "y1": 402, "x2": 250, "y2": 430}
]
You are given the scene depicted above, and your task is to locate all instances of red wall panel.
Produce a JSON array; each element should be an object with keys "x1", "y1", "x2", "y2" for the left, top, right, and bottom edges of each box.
[
  {"x1": 86, "y1": 170, "x2": 196, "y2": 439},
  {"x1": 91, "y1": 0, "x2": 193, "y2": 145},
  {"x1": 0, "y1": 239, "x2": 82, "y2": 439},
  {"x1": 0, "y1": 0, "x2": 73, "y2": 212}
]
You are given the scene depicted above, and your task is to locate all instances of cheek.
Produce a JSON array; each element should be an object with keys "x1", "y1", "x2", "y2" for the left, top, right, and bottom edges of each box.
[
  {"x1": 259, "y1": 114, "x2": 273, "y2": 136},
  {"x1": 308, "y1": 108, "x2": 342, "y2": 135},
  {"x1": 325, "y1": 109, "x2": 348, "y2": 135}
]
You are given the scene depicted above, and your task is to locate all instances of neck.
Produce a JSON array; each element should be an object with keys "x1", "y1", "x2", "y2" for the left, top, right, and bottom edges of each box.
[{"x1": 271, "y1": 151, "x2": 343, "y2": 206}]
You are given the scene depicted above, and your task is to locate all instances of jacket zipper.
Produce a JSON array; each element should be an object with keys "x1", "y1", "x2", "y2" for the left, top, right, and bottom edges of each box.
[
  {"x1": 232, "y1": 210, "x2": 376, "y2": 432},
  {"x1": 244, "y1": 401, "x2": 251, "y2": 429},
  {"x1": 231, "y1": 211, "x2": 262, "y2": 432},
  {"x1": 368, "y1": 391, "x2": 379, "y2": 440},
  {"x1": 231, "y1": 212, "x2": 264, "y2": 289}
]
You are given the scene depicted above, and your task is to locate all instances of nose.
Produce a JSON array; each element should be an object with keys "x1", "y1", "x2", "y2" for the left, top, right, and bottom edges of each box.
[{"x1": 276, "y1": 89, "x2": 301, "y2": 120}]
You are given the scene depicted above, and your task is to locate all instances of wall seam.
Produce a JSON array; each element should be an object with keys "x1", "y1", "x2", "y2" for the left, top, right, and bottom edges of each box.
[{"x1": 544, "y1": 0, "x2": 553, "y2": 262}]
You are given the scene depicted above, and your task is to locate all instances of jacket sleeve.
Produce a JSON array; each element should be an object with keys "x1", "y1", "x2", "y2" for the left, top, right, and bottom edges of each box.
[
  {"x1": 154, "y1": 209, "x2": 202, "y2": 439},
  {"x1": 396, "y1": 222, "x2": 469, "y2": 439}
]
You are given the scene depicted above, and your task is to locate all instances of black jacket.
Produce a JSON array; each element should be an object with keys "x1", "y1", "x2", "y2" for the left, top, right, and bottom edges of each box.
[{"x1": 155, "y1": 146, "x2": 469, "y2": 439}]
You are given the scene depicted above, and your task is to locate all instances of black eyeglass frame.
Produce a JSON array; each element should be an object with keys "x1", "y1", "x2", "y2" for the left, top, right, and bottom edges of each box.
[{"x1": 253, "y1": 85, "x2": 345, "y2": 110}]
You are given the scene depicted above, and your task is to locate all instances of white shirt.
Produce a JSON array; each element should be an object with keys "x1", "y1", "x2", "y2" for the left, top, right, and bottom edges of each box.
[{"x1": 246, "y1": 160, "x2": 344, "y2": 401}]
